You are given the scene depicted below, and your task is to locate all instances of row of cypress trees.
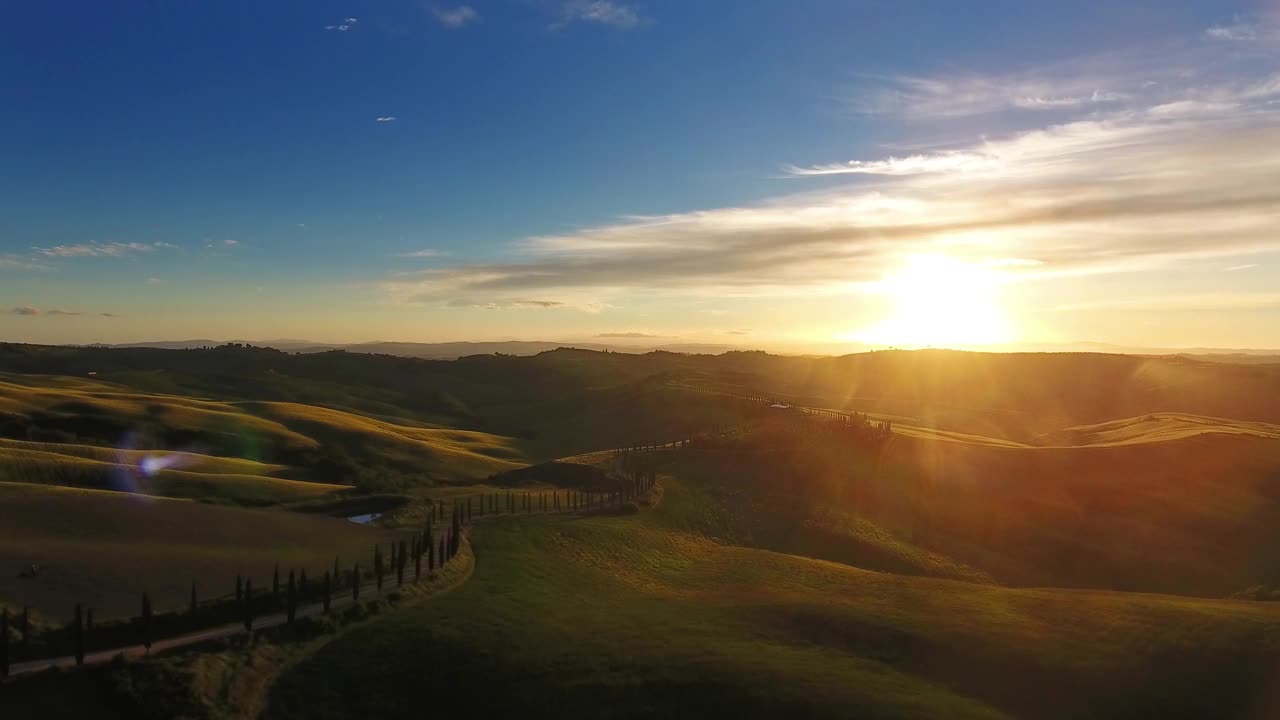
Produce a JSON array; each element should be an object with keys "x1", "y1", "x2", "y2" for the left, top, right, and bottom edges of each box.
[{"x1": 0, "y1": 442, "x2": 679, "y2": 678}]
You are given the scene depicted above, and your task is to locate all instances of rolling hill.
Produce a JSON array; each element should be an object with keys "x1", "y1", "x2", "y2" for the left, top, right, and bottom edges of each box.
[{"x1": 265, "y1": 473, "x2": 1280, "y2": 720}]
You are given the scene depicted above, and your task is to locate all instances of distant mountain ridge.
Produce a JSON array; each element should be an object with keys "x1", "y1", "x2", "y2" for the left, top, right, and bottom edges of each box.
[
  {"x1": 82, "y1": 338, "x2": 1280, "y2": 361},
  {"x1": 87, "y1": 339, "x2": 745, "y2": 359}
]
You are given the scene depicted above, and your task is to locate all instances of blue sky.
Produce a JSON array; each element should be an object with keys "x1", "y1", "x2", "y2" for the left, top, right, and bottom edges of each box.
[{"x1": 3, "y1": 1, "x2": 1279, "y2": 349}]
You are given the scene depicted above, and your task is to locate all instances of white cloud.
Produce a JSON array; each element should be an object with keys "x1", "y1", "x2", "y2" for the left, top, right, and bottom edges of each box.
[
  {"x1": 786, "y1": 152, "x2": 994, "y2": 177},
  {"x1": 1225, "y1": 263, "x2": 1259, "y2": 271},
  {"x1": 9, "y1": 306, "x2": 110, "y2": 317},
  {"x1": 146, "y1": 277, "x2": 162, "y2": 285},
  {"x1": 553, "y1": 1, "x2": 643, "y2": 30},
  {"x1": 324, "y1": 18, "x2": 358, "y2": 31},
  {"x1": 0, "y1": 254, "x2": 49, "y2": 271},
  {"x1": 400, "y1": 249, "x2": 444, "y2": 258},
  {"x1": 433, "y1": 6, "x2": 479, "y2": 29},
  {"x1": 379, "y1": 66, "x2": 1280, "y2": 311},
  {"x1": 223, "y1": 239, "x2": 240, "y2": 247},
  {"x1": 376, "y1": 116, "x2": 397, "y2": 122},
  {"x1": 1207, "y1": 23, "x2": 1257, "y2": 41},
  {"x1": 33, "y1": 241, "x2": 160, "y2": 258},
  {"x1": 152, "y1": 241, "x2": 180, "y2": 249}
]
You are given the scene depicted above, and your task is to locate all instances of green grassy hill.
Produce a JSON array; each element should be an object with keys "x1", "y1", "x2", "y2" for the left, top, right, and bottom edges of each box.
[
  {"x1": 265, "y1": 474, "x2": 1280, "y2": 720},
  {"x1": 0, "y1": 482, "x2": 405, "y2": 619},
  {"x1": 0, "y1": 372, "x2": 525, "y2": 498}
]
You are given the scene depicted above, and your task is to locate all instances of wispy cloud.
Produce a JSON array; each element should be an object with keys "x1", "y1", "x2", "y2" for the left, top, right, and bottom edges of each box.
[
  {"x1": 0, "y1": 254, "x2": 49, "y2": 271},
  {"x1": 1225, "y1": 263, "x2": 1259, "y2": 271},
  {"x1": 9, "y1": 305, "x2": 113, "y2": 317},
  {"x1": 146, "y1": 277, "x2": 162, "y2": 285},
  {"x1": 433, "y1": 6, "x2": 479, "y2": 29},
  {"x1": 1207, "y1": 23, "x2": 1258, "y2": 41},
  {"x1": 597, "y1": 331, "x2": 662, "y2": 338},
  {"x1": 379, "y1": 54, "x2": 1280, "y2": 311},
  {"x1": 1051, "y1": 292, "x2": 1280, "y2": 313},
  {"x1": 223, "y1": 239, "x2": 240, "y2": 247},
  {"x1": 32, "y1": 241, "x2": 162, "y2": 258},
  {"x1": 851, "y1": 69, "x2": 1140, "y2": 119},
  {"x1": 553, "y1": 1, "x2": 643, "y2": 30},
  {"x1": 324, "y1": 18, "x2": 358, "y2": 31},
  {"x1": 399, "y1": 249, "x2": 444, "y2": 258},
  {"x1": 786, "y1": 152, "x2": 994, "y2": 177},
  {"x1": 376, "y1": 116, "x2": 397, "y2": 122}
]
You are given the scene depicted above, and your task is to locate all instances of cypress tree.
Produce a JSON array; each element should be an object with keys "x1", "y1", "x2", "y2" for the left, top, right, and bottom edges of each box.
[
  {"x1": 287, "y1": 571, "x2": 297, "y2": 624},
  {"x1": 428, "y1": 535, "x2": 436, "y2": 572},
  {"x1": 334, "y1": 555, "x2": 342, "y2": 591},
  {"x1": 323, "y1": 570, "x2": 332, "y2": 614},
  {"x1": 353, "y1": 563, "x2": 361, "y2": 602},
  {"x1": 19, "y1": 606, "x2": 28, "y2": 655},
  {"x1": 86, "y1": 608, "x2": 94, "y2": 655},
  {"x1": 73, "y1": 603, "x2": 84, "y2": 666},
  {"x1": 141, "y1": 592, "x2": 153, "y2": 651},
  {"x1": 439, "y1": 537, "x2": 446, "y2": 565},
  {"x1": 415, "y1": 539, "x2": 422, "y2": 579},
  {"x1": 2, "y1": 608, "x2": 9, "y2": 679},
  {"x1": 190, "y1": 581, "x2": 198, "y2": 618},
  {"x1": 243, "y1": 579, "x2": 254, "y2": 631},
  {"x1": 397, "y1": 540, "x2": 406, "y2": 586},
  {"x1": 236, "y1": 574, "x2": 243, "y2": 604},
  {"x1": 375, "y1": 544, "x2": 384, "y2": 591},
  {"x1": 300, "y1": 569, "x2": 308, "y2": 600},
  {"x1": 273, "y1": 563, "x2": 280, "y2": 605}
]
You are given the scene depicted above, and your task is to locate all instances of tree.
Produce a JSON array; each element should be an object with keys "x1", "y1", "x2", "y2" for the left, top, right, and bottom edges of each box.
[
  {"x1": 236, "y1": 574, "x2": 243, "y2": 604},
  {"x1": 439, "y1": 537, "x2": 446, "y2": 565},
  {"x1": 140, "y1": 592, "x2": 153, "y2": 652},
  {"x1": 451, "y1": 506, "x2": 462, "y2": 554},
  {"x1": 73, "y1": 603, "x2": 84, "y2": 666},
  {"x1": 414, "y1": 539, "x2": 422, "y2": 580},
  {"x1": 243, "y1": 579, "x2": 254, "y2": 632},
  {"x1": 375, "y1": 544, "x2": 385, "y2": 591},
  {"x1": 190, "y1": 581, "x2": 198, "y2": 618},
  {"x1": 353, "y1": 563, "x2": 361, "y2": 602},
  {"x1": 19, "y1": 606, "x2": 28, "y2": 655},
  {"x1": 1, "y1": 608, "x2": 9, "y2": 679},
  {"x1": 86, "y1": 608, "x2": 94, "y2": 656},
  {"x1": 333, "y1": 555, "x2": 342, "y2": 592},
  {"x1": 428, "y1": 535, "x2": 436, "y2": 572},
  {"x1": 273, "y1": 563, "x2": 281, "y2": 606},
  {"x1": 323, "y1": 571, "x2": 332, "y2": 614},
  {"x1": 287, "y1": 570, "x2": 297, "y2": 624},
  {"x1": 300, "y1": 568, "x2": 309, "y2": 599},
  {"x1": 397, "y1": 539, "x2": 406, "y2": 586}
]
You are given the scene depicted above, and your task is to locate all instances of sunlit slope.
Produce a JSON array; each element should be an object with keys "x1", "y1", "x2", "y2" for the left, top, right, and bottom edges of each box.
[
  {"x1": 1046, "y1": 412, "x2": 1280, "y2": 446},
  {"x1": 267, "y1": 482, "x2": 1280, "y2": 720},
  {"x1": 698, "y1": 350, "x2": 1280, "y2": 443},
  {"x1": 0, "y1": 482, "x2": 402, "y2": 619},
  {"x1": 0, "y1": 374, "x2": 525, "y2": 496},
  {"x1": 873, "y1": 429, "x2": 1280, "y2": 595}
]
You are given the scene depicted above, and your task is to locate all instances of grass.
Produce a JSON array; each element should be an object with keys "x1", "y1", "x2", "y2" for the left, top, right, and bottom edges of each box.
[
  {"x1": 264, "y1": 473, "x2": 1280, "y2": 719},
  {"x1": 0, "y1": 482, "x2": 406, "y2": 619},
  {"x1": 0, "y1": 372, "x2": 526, "y2": 497}
]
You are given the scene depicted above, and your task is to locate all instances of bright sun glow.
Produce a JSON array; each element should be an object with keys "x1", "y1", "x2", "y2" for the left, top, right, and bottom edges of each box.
[{"x1": 854, "y1": 254, "x2": 1011, "y2": 347}]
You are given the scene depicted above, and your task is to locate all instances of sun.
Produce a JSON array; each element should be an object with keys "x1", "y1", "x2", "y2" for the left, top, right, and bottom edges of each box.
[{"x1": 854, "y1": 254, "x2": 1011, "y2": 348}]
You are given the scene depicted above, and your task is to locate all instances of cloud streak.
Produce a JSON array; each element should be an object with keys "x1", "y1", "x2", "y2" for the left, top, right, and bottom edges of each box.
[
  {"x1": 553, "y1": 1, "x2": 643, "y2": 30},
  {"x1": 433, "y1": 6, "x2": 479, "y2": 29},
  {"x1": 380, "y1": 60, "x2": 1280, "y2": 312},
  {"x1": 32, "y1": 241, "x2": 166, "y2": 258},
  {"x1": 9, "y1": 306, "x2": 115, "y2": 317}
]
